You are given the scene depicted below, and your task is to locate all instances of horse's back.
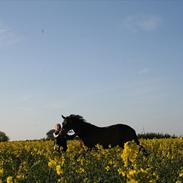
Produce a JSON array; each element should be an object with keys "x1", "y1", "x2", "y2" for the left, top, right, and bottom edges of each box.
[
  {"x1": 99, "y1": 123, "x2": 139, "y2": 147},
  {"x1": 102, "y1": 123, "x2": 136, "y2": 134}
]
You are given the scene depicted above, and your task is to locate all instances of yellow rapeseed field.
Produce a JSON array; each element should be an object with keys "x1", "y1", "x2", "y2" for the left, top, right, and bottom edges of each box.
[{"x1": 0, "y1": 138, "x2": 183, "y2": 183}]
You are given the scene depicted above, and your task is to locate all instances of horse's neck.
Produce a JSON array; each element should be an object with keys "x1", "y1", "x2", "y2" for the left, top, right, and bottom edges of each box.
[{"x1": 77, "y1": 123, "x2": 98, "y2": 137}]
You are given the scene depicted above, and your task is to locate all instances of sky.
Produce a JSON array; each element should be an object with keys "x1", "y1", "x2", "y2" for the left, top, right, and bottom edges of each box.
[{"x1": 0, "y1": 1, "x2": 183, "y2": 140}]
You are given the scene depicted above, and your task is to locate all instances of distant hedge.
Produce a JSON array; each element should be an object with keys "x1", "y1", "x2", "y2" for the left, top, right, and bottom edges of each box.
[{"x1": 138, "y1": 132, "x2": 177, "y2": 139}]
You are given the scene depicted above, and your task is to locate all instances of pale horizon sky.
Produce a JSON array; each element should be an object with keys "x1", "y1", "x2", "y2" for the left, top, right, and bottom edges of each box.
[{"x1": 0, "y1": 1, "x2": 183, "y2": 140}]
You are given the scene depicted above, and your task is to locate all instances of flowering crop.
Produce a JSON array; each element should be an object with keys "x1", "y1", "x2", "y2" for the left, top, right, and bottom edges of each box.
[{"x1": 0, "y1": 138, "x2": 183, "y2": 182}]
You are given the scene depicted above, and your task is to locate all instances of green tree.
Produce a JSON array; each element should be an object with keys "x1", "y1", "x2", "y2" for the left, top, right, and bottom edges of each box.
[
  {"x1": 0, "y1": 131, "x2": 9, "y2": 142},
  {"x1": 46, "y1": 129, "x2": 55, "y2": 140}
]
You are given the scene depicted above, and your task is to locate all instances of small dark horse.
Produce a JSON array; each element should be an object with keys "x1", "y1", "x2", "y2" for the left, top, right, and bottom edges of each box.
[{"x1": 61, "y1": 114, "x2": 142, "y2": 149}]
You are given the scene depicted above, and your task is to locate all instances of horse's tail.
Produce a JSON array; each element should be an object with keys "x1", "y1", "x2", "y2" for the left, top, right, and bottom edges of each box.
[
  {"x1": 139, "y1": 145, "x2": 148, "y2": 155},
  {"x1": 134, "y1": 137, "x2": 149, "y2": 156}
]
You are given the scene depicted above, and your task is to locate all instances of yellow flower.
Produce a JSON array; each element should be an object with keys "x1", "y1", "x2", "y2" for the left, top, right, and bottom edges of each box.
[
  {"x1": 95, "y1": 154, "x2": 101, "y2": 160},
  {"x1": 128, "y1": 179, "x2": 138, "y2": 183},
  {"x1": 108, "y1": 160, "x2": 113, "y2": 165},
  {"x1": 59, "y1": 156, "x2": 65, "y2": 166},
  {"x1": 48, "y1": 159, "x2": 57, "y2": 168},
  {"x1": 83, "y1": 178, "x2": 88, "y2": 183},
  {"x1": 16, "y1": 174, "x2": 24, "y2": 180},
  {"x1": 56, "y1": 165, "x2": 63, "y2": 175},
  {"x1": 6, "y1": 176, "x2": 13, "y2": 183},
  {"x1": 96, "y1": 144, "x2": 103, "y2": 150},
  {"x1": 118, "y1": 168, "x2": 125, "y2": 177},
  {"x1": 105, "y1": 166, "x2": 110, "y2": 172},
  {"x1": 0, "y1": 169, "x2": 4, "y2": 177},
  {"x1": 179, "y1": 169, "x2": 183, "y2": 177},
  {"x1": 77, "y1": 167, "x2": 85, "y2": 174},
  {"x1": 127, "y1": 169, "x2": 137, "y2": 179},
  {"x1": 121, "y1": 141, "x2": 139, "y2": 167},
  {"x1": 175, "y1": 181, "x2": 182, "y2": 183}
]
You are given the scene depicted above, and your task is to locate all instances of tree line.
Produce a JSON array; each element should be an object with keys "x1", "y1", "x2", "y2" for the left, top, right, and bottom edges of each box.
[{"x1": 0, "y1": 131, "x2": 9, "y2": 142}]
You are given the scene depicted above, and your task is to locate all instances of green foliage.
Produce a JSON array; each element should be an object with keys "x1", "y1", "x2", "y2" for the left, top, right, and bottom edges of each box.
[
  {"x1": 0, "y1": 131, "x2": 9, "y2": 142},
  {"x1": 46, "y1": 129, "x2": 55, "y2": 140}
]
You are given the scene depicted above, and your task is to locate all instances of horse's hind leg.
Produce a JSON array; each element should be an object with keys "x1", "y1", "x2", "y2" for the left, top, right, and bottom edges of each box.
[
  {"x1": 135, "y1": 139, "x2": 149, "y2": 156},
  {"x1": 133, "y1": 136, "x2": 149, "y2": 156}
]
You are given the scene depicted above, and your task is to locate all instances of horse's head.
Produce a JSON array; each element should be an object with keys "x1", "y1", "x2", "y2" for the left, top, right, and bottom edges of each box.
[
  {"x1": 62, "y1": 115, "x2": 72, "y2": 132},
  {"x1": 61, "y1": 114, "x2": 84, "y2": 134}
]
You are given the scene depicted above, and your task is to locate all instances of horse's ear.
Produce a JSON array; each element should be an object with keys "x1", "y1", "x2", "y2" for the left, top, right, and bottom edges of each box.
[{"x1": 62, "y1": 115, "x2": 66, "y2": 119}]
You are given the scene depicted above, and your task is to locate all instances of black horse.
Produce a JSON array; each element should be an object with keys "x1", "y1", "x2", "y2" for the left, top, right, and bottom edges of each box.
[{"x1": 61, "y1": 114, "x2": 142, "y2": 149}]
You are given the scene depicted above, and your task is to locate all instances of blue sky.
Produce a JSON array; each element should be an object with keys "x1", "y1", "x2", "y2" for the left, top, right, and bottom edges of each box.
[{"x1": 0, "y1": 1, "x2": 183, "y2": 140}]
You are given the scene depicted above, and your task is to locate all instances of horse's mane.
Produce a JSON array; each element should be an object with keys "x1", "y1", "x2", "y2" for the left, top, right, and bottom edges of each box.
[
  {"x1": 68, "y1": 114, "x2": 85, "y2": 123},
  {"x1": 68, "y1": 114, "x2": 97, "y2": 128}
]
